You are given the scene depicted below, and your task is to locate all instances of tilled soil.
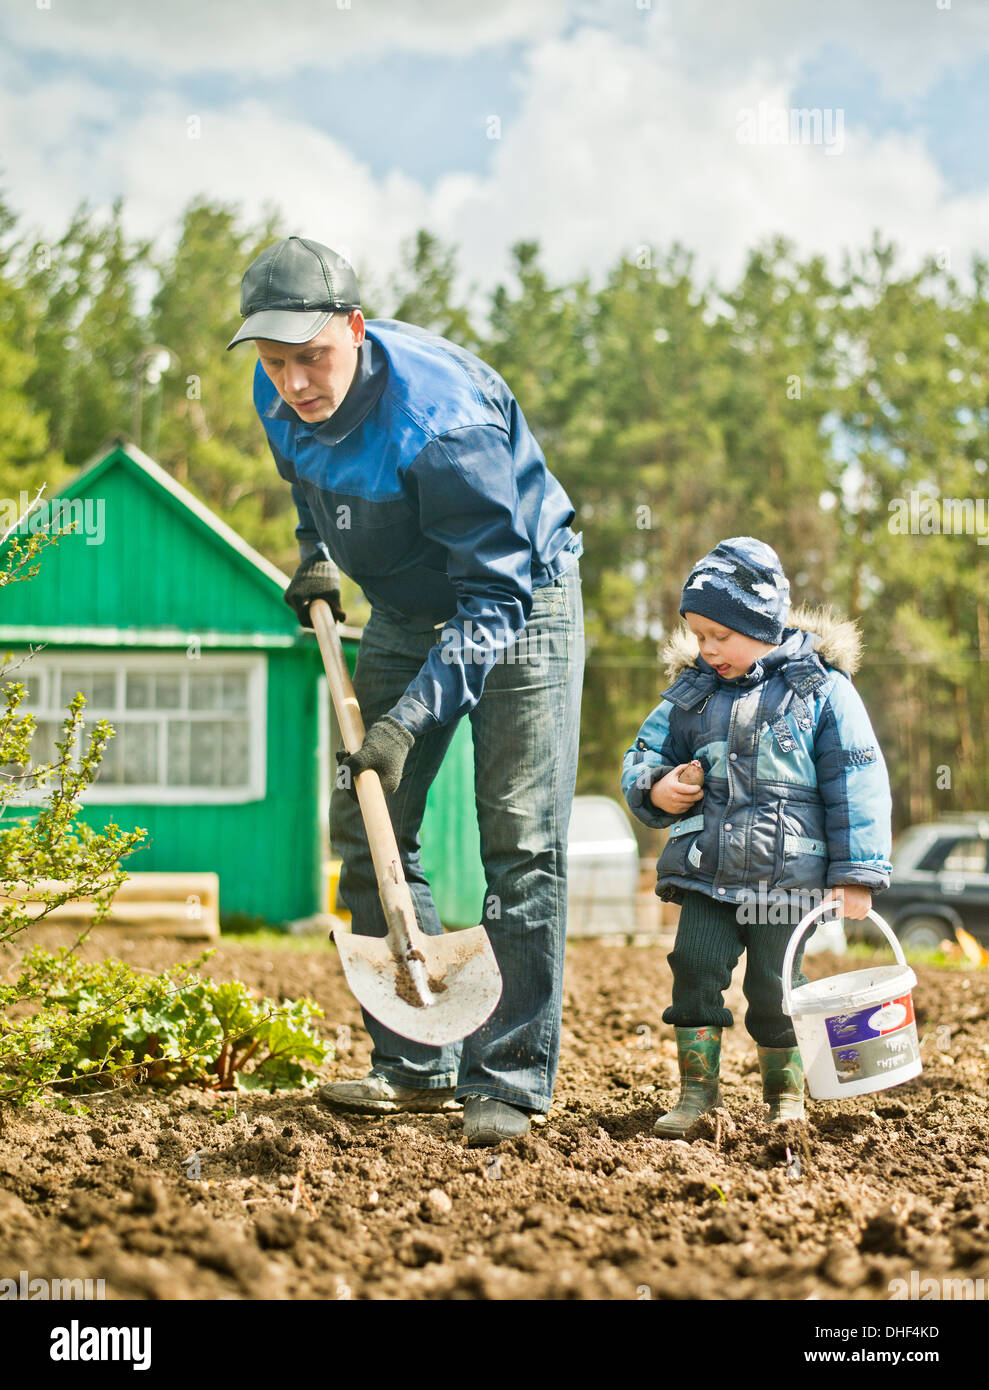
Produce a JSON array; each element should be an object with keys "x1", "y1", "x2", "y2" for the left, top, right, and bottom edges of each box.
[{"x1": 1, "y1": 930, "x2": 988, "y2": 1301}]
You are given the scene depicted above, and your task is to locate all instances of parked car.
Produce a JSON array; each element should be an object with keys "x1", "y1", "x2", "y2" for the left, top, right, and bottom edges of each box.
[
  {"x1": 567, "y1": 795, "x2": 639, "y2": 936},
  {"x1": 855, "y1": 814, "x2": 989, "y2": 951}
]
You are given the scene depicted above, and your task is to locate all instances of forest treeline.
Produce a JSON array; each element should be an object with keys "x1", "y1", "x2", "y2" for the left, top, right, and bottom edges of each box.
[{"x1": 1, "y1": 193, "x2": 986, "y2": 827}]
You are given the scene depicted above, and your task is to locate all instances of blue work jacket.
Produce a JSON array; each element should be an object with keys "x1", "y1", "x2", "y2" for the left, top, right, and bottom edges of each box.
[{"x1": 256, "y1": 319, "x2": 583, "y2": 735}]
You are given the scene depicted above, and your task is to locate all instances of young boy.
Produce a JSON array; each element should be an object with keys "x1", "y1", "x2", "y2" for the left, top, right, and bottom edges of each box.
[{"x1": 620, "y1": 537, "x2": 893, "y2": 1134}]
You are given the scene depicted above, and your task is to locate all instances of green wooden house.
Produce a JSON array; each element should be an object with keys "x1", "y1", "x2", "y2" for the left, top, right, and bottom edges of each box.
[{"x1": 0, "y1": 442, "x2": 485, "y2": 927}]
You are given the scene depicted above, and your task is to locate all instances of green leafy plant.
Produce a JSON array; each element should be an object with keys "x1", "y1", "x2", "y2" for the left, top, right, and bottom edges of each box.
[
  {"x1": 0, "y1": 948, "x2": 207, "y2": 1105},
  {"x1": 0, "y1": 948, "x2": 330, "y2": 1101},
  {"x1": 207, "y1": 979, "x2": 329, "y2": 1090}
]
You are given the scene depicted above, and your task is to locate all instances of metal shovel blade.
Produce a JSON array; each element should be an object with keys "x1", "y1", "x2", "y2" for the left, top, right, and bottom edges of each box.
[
  {"x1": 333, "y1": 924, "x2": 502, "y2": 1046},
  {"x1": 309, "y1": 599, "x2": 502, "y2": 1046}
]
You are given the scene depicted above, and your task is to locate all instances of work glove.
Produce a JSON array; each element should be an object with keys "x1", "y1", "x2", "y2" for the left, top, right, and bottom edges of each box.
[
  {"x1": 284, "y1": 556, "x2": 346, "y2": 627},
  {"x1": 336, "y1": 716, "x2": 415, "y2": 800}
]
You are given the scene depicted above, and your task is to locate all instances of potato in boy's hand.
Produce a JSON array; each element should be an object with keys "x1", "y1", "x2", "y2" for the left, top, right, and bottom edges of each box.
[{"x1": 649, "y1": 763, "x2": 707, "y2": 815}]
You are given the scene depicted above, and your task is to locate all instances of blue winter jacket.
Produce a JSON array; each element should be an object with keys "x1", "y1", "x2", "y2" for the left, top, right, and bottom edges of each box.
[
  {"x1": 620, "y1": 606, "x2": 893, "y2": 906},
  {"x1": 256, "y1": 319, "x2": 583, "y2": 736}
]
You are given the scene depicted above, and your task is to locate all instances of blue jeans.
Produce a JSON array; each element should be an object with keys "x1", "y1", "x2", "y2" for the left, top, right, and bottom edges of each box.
[{"x1": 330, "y1": 562, "x2": 584, "y2": 1112}]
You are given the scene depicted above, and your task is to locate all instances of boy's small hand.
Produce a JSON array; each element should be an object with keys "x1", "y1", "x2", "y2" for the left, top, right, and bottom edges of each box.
[
  {"x1": 649, "y1": 764, "x2": 707, "y2": 815},
  {"x1": 824, "y1": 885, "x2": 872, "y2": 920}
]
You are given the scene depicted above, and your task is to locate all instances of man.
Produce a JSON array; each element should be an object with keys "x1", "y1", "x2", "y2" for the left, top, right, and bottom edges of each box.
[{"x1": 229, "y1": 236, "x2": 584, "y2": 1146}]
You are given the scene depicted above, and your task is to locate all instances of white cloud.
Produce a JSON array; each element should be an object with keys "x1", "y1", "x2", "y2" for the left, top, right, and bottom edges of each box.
[
  {"x1": 9, "y1": 0, "x2": 987, "y2": 98},
  {"x1": 3, "y1": 0, "x2": 574, "y2": 74},
  {"x1": 660, "y1": 0, "x2": 989, "y2": 99},
  {"x1": 118, "y1": 98, "x2": 429, "y2": 269},
  {"x1": 3, "y1": 6, "x2": 989, "y2": 316},
  {"x1": 432, "y1": 24, "x2": 989, "y2": 293}
]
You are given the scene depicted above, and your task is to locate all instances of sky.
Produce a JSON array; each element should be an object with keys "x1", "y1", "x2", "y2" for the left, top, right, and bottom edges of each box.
[{"x1": 3, "y1": 0, "x2": 989, "y2": 302}]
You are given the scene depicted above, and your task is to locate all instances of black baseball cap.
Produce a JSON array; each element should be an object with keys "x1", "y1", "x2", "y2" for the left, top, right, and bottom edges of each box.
[{"x1": 227, "y1": 236, "x2": 361, "y2": 350}]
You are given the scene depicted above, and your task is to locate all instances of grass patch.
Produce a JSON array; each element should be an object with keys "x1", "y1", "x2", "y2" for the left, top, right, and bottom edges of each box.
[
  {"x1": 220, "y1": 928, "x2": 333, "y2": 952},
  {"x1": 842, "y1": 940, "x2": 974, "y2": 970}
]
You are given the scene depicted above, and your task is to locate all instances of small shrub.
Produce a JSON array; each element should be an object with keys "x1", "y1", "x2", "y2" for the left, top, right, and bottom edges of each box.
[{"x1": 0, "y1": 946, "x2": 331, "y2": 1102}]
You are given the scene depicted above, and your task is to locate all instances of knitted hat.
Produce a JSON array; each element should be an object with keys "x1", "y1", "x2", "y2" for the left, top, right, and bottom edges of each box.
[{"x1": 680, "y1": 537, "x2": 791, "y2": 644}]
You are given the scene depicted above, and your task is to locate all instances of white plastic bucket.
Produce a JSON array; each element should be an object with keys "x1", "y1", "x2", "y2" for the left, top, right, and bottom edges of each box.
[
  {"x1": 782, "y1": 901, "x2": 923, "y2": 1100},
  {"x1": 802, "y1": 914, "x2": 847, "y2": 957}
]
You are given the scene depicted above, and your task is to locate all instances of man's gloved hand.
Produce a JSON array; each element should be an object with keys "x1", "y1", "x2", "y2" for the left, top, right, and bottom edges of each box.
[
  {"x1": 336, "y1": 717, "x2": 415, "y2": 800},
  {"x1": 284, "y1": 557, "x2": 346, "y2": 627}
]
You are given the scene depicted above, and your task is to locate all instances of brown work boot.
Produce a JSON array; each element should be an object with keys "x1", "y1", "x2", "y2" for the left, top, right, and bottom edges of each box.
[
  {"x1": 318, "y1": 1070, "x2": 458, "y2": 1114},
  {"x1": 462, "y1": 1096, "x2": 531, "y2": 1147}
]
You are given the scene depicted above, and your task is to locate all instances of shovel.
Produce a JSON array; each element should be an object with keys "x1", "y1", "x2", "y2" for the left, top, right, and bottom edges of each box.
[{"x1": 309, "y1": 598, "x2": 503, "y2": 1045}]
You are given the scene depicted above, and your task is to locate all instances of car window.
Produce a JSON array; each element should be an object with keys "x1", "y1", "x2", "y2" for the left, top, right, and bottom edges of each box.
[
  {"x1": 940, "y1": 838, "x2": 989, "y2": 874},
  {"x1": 916, "y1": 842, "x2": 949, "y2": 872}
]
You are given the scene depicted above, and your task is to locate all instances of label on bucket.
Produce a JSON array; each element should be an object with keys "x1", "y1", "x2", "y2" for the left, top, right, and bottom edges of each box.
[
  {"x1": 825, "y1": 993, "x2": 915, "y2": 1047},
  {"x1": 831, "y1": 1025, "x2": 920, "y2": 1085}
]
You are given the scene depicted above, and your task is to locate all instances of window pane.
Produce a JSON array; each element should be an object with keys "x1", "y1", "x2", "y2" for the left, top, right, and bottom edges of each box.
[
  {"x1": 60, "y1": 672, "x2": 86, "y2": 705},
  {"x1": 162, "y1": 718, "x2": 250, "y2": 790},
  {"x1": 943, "y1": 840, "x2": 988, "y2": 874},
  {"x1": 189, "y1": 721, "x2": 223, "y2": 785},
  {"x1": 127, "y1": 672, "x2": 185, "y2": 711},
  {"x1": 155, "y1": 675, "x2": 181, "y2": 709},
  {"x1": 94, "y1": 674, "x2": 116, "y2": 706},
  {"x1": 166, "y1": 721, "x2": 190, "y2": 786},
  {"x1": 121, "y1": 722, "x2": 158, "y2": 785},
  {"x1": 220, "y1": 721, "x2": 250, "y2": 786},
  {"x1": 126, "y1": 674, "x2": 152, "y2": 709},
  {"x1": 61, "y1": 671, "x2": 116, "y2": 708},
  {"x1": 221, "y1": 673, "x2": 248, "y2": 712},
  {"x1": 20, "y1": 673, "x2": 43, "y2": 706},
  {"x1": 188, "y1": 674, "x2": 222, "y2": 710}
]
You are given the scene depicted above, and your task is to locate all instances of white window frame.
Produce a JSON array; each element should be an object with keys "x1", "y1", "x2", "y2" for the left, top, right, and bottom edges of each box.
[{"x1": 12, "y1": 651, "x2": 267, "y2": 805}]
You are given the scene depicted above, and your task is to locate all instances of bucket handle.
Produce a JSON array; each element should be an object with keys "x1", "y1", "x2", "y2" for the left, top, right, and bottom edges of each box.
[{"x1": 781, "y1": 899, "x2": 906, "y2": 1017}]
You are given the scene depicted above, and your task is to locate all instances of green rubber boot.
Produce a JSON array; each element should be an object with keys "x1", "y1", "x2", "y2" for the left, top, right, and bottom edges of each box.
[
  {"x1": 757, "y1": 1044, "x2": 805, "y2": 1122},
  {"x1": 653, "y1": 1026, "x2": 723, "y2": 1138}
]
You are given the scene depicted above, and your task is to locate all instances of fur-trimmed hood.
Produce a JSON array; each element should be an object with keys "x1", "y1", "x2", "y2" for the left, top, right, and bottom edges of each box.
[{"x1": 661, "y1": 603, "x2": 862, "y2": 684}]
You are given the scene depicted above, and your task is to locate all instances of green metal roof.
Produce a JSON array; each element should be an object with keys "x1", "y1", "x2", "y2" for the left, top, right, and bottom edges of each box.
[{"x1": 0, "y1": 442, "x2": 305, "y2": 637}]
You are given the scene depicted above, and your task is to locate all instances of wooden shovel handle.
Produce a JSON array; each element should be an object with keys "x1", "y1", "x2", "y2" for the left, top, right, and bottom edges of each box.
[
  {"x1": 309, "y1": 599, "x2": 413, "y2": 915},
  {"x1": 309, "y1": 599, "x2": 366, "y2": 754}
]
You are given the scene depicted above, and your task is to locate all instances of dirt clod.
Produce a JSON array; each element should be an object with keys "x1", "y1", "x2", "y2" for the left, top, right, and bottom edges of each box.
[{"x1": 423, "y1": 1188, "x2": 453, "y2": 1219}]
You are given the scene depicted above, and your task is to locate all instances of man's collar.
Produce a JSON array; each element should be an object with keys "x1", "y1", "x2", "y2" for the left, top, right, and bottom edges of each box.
[{"x1": 263, "y1": 333, "x2": 388, "y2": 444}]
